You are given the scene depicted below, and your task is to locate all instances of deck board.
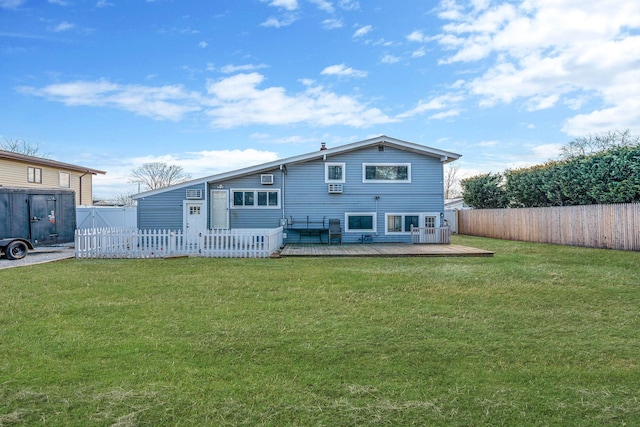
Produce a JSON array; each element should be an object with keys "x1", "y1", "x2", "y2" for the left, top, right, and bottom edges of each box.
[{"x1": 279, "y1": 243, "x2": 493, "y2": 257}]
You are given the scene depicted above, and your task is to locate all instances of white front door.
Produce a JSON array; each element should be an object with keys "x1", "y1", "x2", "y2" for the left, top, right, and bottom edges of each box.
[
  {"x1": 183, "y1": 201, "x2": 206, "y2": 233},
  {"x1": 211, "y1": 190, "x2": 229, "y2": 229}
]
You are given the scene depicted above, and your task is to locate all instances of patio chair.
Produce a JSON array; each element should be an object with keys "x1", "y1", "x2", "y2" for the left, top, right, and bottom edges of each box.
[{"x1": 328, "y1": 218, "x2": 342, "y2": 244}]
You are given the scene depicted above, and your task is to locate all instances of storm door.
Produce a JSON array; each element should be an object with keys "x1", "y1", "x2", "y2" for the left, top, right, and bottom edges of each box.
[{"x1": 210, "y1": 190, "x2": 229, "y2": 229}]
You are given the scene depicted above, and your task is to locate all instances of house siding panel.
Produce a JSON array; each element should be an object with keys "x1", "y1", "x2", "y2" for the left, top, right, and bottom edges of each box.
[
  {"x1": 283, "y1": 146, "x2": 445, "y2": 243},
  {"x1": 137, "y1": 183, "x2": 206, "y2": 230}
]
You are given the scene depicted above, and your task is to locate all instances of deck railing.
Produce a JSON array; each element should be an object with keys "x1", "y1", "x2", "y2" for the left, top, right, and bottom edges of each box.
[
  {"x1": 410, "y1": 226, "x2": 451, "y2": 244},
  {"x1": 75, "y1": 227, "x2": 284, "y2": 259}
]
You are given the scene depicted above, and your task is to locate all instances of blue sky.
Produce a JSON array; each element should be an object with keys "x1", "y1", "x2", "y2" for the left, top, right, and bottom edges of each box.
[{"x1": 2, "y1": 0, "x2": 639, "y2": 199}]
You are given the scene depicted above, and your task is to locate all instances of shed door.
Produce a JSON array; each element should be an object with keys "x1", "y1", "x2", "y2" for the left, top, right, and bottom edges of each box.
[
  {"x1": 211, "y1": 190, "x2": 229, "y2": 229},
  {"x1": 183, "y1": 201, "x2": 206, "y2": 233},
  {"x1": 29, "y1": 195, "x2": 57, "y2": 244}
]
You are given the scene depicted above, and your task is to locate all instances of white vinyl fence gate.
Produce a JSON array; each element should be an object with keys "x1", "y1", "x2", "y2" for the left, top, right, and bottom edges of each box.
[
  {"x1": 75, "y1": 227, "x2": 284, "y2": 259},
  {"x1": 76, "y1": 207, "x2": 137, "y2": 229}
]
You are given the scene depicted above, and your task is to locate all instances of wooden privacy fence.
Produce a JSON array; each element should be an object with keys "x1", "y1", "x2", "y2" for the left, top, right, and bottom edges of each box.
[
  {"x1": 458, "y1": 203, "x2": 640, "y2": 251},
  {"x1": 410, "y1": 226, "x2": 451, "y2": 244},
  {"x1": 75, "y1": 227, "x2": 284, "y2": 259}
]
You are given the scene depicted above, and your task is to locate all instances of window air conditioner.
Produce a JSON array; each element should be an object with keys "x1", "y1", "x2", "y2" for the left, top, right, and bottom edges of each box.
[
  {"x1": 186, "y1": 189, "x2": 203, "y2": 199},
  {"x1": 328, "y1": 184, "x2": 343, "y2": 194}
]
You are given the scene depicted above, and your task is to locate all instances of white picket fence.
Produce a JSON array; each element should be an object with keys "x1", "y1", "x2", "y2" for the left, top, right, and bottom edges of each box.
[{"x1": 75, "y1": 227, "x2": 284, "y2": 259}]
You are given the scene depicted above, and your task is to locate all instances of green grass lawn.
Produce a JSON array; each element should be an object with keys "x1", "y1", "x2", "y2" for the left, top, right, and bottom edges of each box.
[{"x1": 1, "y1": 235, "x2": 639, "y2": 426}]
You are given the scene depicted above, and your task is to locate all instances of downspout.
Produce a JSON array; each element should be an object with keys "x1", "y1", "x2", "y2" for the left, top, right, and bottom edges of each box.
[
  {"x1": 78, "y1": 171, "x2": 91, "y2": 205},
  {"x1": 280, "y1": 164, "x2": 287, "y2": 226}
]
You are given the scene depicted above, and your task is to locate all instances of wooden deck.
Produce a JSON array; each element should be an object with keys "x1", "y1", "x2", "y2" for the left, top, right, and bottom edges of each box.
[{"x1": 279, "y1": 243, "x2": 494, "y2": 257}]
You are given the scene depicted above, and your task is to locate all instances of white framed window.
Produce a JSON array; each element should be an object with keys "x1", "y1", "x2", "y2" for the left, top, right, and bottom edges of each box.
[
  {"x1": 345, "y1": 212, "x2": 376, "y2": 232},
  {"x1": 28, "y1": 167, "x2": 42, "y2": 183},
  {"x1": 59, "y1": 172, "x2": 70, "y2": 188},
  {"x1": 231, "y1": 189, "x2": 280, "y2": 209},
  {"x1": 362, "y1": 163, "x2": 411, "y2": 183},
  {"x1": 325, "y1": 162, "x2": 345, "y2": 183},
  {"x1": 385, "y1": 213, "x2": 421, "y2": 234}
]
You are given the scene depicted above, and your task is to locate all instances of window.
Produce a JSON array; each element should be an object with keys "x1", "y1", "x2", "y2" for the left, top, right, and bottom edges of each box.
[
  {"x1": 363, "y1": 163, "x2": 410, "y2": 182},
  {"x1": 386, "y1": 213, "x2": 420, "y2": 234},
  {"x1": 59, "y1": 172, "x2": 70, "y2": 188},
  {"x1": 27, "y1": 167, "x2": 42, "y2": 183},
  {"x1": 231, "y1": 189, "x2": 280, "y2": 208},
  {"x1": 325, "y1": 162, "x2": 345, "y2": 183},
  {"x1": 189, "y1": 205, "x2": 201, "y2": 215},
  {"x1": 345, "y1": 212, "x2": 376, "y2": 232}
]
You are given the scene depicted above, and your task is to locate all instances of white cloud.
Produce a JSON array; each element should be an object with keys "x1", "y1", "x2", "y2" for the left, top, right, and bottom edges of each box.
[
  {"x1": 411, "y1": 48, "x2": 426, "y2": 58},
  {"x1": 339, "y1": 0, "x2": 359, "y2": 11},
  {"x1": 261, "y1": 14, "x2": 298, "y2": 28},
  {"x1": 310, "y1": 0, "x2": 333, "y2": 13},
  {"x1": 322, "y1": 18, "x2": 343, "y2": 30},
  {"x1": 50, "y1": 21, "x2": 75, "y2": 32},
  {"x1": 96, "y1": 0, "x2": 113, "y2": 7},
  {"x1": 380, "y1": 54, "x2": 400, "y2": 64},
  {"x1": 0, "y1": 0, "x2": 25, "y2": 8},
  {"x1": 353, "y1": 25, "x2": 372, "y2": 38},
  {"x1": 19, "y1": 80, "x2": 201, "y2": 121},
  {"x1": 433, "y1": 0, "x2": 640, "y2": 135},
  {"x1": 398, "y1": 93, "x2": 464, "y2": 118},
  {"x1": 198, "y1": 41, "x2": 208, "y2": 48},
  {"x1": 218, "y1": 63, "x2": 269, "y2": 73},
  {"x1": 20, "y1": 71, "x2": 398, "y2": 129},
  {"x1": 531, "y1": 143, "x2": 562, "y2": 160},
  {"x1": 407, "y1": 30, "x2": 428, "y2": 43},
  {"x1": 204, "y1": 72, "x2": 396, "y2": 128},
  {"x1": 320, "y1": 64, "x2": 367, "y2": 78},
  {"x1": 261, "y1": 0, "x2": 298, "y2": 10}
]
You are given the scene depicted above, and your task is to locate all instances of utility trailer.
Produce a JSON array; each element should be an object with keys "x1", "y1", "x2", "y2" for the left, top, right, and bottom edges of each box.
[{"x1": 0, "y1": 187, "x2": 76, "y2": 260}]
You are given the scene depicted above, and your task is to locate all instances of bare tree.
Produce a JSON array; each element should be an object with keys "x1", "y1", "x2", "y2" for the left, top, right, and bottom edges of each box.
[
  {"x1": 1, "y1": 138, "x2": 46, "y2": 157},
  {"x1": 559, "y1": 130, "x2": 639, "y2": 159},
  {"x1": 111, "y1": 193, "x2": 137, "y2": 207},
  {"x1": 444, "y1": 163, "x2": 462, "y2": 199},
  {"x1": 130, "y1": 162, "x2": 191, "y2": 191}
]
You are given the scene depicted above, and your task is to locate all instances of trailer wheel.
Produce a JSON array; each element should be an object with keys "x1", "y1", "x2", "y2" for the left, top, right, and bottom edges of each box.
[{"x1": 6, "y1": 241, "x2": 28, "y2": 260}]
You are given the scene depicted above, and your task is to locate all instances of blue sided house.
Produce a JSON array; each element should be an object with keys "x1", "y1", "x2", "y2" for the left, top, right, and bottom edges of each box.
[{"x1": 132, "y1": 135, "x2": 461, "y2": 244}]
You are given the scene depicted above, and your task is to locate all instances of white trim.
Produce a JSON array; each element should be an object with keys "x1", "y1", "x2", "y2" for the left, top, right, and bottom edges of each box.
[
  {"x1": 325, "y1": 162, "x2": 346, "y2": 183},
  {"x1": 362, "y1": 163, "x2": 411, "y2": 183},
  {"x1": 230, "y1": 188, "x2": 281, "y2": 209},
  {"x1": 345, "y1": 212, "x2": 377, "y2": 232},
  {"x1": 384, "y1": 212, "x2": 421, "y2": 235},
  {"x1": 260, "y1": 174, "x2": 274, "y2": 185}
]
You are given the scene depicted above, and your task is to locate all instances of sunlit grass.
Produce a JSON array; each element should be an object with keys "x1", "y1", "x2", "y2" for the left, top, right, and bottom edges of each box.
[{"x1": 1, "y1": 235, "x2": 639, "y2": 425}]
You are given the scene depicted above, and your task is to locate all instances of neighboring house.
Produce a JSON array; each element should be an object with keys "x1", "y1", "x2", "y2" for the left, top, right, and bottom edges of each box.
[
  {"x1": 445, "y1": 197, "x2": 471, "y2": 211},
  {"x1": 0, "y1": 150, "x2": 106, "y2": 206},
  {"x1": 132, "y1": 135, "x2": 461, "y2": 244}
]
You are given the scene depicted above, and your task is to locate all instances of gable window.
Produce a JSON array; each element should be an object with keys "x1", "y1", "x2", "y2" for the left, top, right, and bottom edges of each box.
[
  {"x1": 325, "y1": 162, "x2": 345, "y2": 183},
  {"x1": 59, "y1": 172, "x2": 70, "y2": 188},
  {"x1": 28, "y1": 167, "x2": 42, "y2": 184},
  {"x1": 363, "y1": 163, "x2": 410, "y2": 183},
  {"x1": 386, "y1": 213, "x2": 420, "y2": 234},
  {"x1": 231, "y1": 189, "x2": 280, "y2": 208},
  {"x1": 345, "y1": 212, "x2": 376, "y2": 232}
]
